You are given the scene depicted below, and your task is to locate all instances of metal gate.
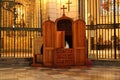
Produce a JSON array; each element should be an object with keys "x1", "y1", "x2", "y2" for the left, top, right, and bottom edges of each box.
[
  {"x1": 86, "y1": 0, "x2": 120, "y2": 60},
  {"x1": 1, "y1": 0, "x2": 120, "y2": 60},
  {"x1": 0, "y1": 0, "x2": 42, "y2": 58}
]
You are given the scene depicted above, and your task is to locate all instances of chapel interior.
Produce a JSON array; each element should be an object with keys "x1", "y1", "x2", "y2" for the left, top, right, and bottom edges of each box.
[
  {"x1": 0, "y1": 0, "x2": 120, "y2": 80},
  {"x1": 0, "y1": 0, "x2": 120, "y2": 64}
]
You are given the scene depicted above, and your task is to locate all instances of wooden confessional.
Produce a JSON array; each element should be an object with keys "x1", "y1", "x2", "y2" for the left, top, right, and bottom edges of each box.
[{"x1": 43, "y1": 15, "x2": 86, "y2": 67}]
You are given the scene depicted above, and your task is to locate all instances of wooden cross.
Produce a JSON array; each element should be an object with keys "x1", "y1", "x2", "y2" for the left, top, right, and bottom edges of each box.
[
  {"x1": 61, "y1": 5, "x2": 67, "y2": 16},
  {"x1": 66, "y1": 0, "x2": 72, "y2": 11}
]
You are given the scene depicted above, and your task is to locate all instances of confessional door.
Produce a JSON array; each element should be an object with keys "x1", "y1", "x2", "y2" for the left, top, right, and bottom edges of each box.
[
  {"x1": 43, "y1": 20, "x2": 55, "y2": 66},
  {"x1": 56, "y1": 31, "x2": 65, "y2": 48}
]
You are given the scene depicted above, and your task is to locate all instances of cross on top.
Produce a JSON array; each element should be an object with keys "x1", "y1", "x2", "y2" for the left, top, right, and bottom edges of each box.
[
  {"x1": 61, "y1": 5, "x2": 67, "y2": 16},
  {"x1": 66, "y1": 0, "x2": 72, "y2": 11}
]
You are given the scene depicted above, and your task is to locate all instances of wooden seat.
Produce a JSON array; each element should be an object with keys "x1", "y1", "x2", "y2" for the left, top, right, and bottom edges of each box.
[{"x1": 31, "y1": 36, "x2": 43, "y2": 67}]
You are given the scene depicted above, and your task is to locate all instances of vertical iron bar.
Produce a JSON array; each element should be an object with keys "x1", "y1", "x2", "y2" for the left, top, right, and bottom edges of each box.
[
  {"x1": 40, "y1": 0, "x2": 43, "y2": 36},
  {"x1": 118, "y1": 28, "x2": 119, "y2": 59},
  {"x1": 117, "y1": 4, "x2": 120, "y2": 59},
  {"x1": 108, "y1": 28, "x2": 110, "y2": 59},
  {"x1": 27, "y1": 31, "x2": 29, "y2": 57},
  {"x1": 93, "y1": 0, "x2": 94, "y2": 57},
  {"x1": 87, "y1": 0, "x2": 89, "y2": 59},
  {"x1": 114, "y1": 0, "x2": 116, "y2": 59},
  {"x1": 109, "y1": 0, "x2": 113, "y2": 59},
  {"x1": 2, "y1": 2, "x2": 4, "y2": 57},
  {"x1": 101, "y1": 0, "x2": 104, "y2": 59},
  {"x1": 0, "y1": 1, "x2": 2, "y2": 56},
  {"x1": 98, "y1": 0, "x2": 101, "y2": 59},
  {"x1": 96, "y1": 0, "x2": 98, "y2": 59},
  {"x1": 108, "y1": 1, "x2": 110, "y2": 59},
  {"x1": 13, "y1": 7, "x2": 16, "y2": 57},
  {"x1": 102, "y1": 28, "x2": 103, "y2": 59},
  {"x1": 104, "y1": 2, "x2": 107, "y2": 59},
  {"x1": 89, "y1": 0, "x2": 91, "y2": 58},
  {"x1": 78, "y1": 0, "x2": 80, "y2": 15}
]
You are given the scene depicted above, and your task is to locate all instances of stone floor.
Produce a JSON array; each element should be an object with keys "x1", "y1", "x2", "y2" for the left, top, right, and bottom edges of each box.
[{"x1": 0, "y1": 66, "x2": 120, "y2": 80}]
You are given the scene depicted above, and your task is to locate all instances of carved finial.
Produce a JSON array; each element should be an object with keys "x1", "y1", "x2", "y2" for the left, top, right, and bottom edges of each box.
[
  {"x1": 78, "y1": 14, "x2": 80, "y2": 19},
  {"x1": 61, "y1": 5, "x2": 67, "y2": 16},
  {"x1": 48, "y1": 16, "x2": 50, "y2": 20},
  {"x1": 66, "y1": 0, "x2": 72, "y2": 11}
]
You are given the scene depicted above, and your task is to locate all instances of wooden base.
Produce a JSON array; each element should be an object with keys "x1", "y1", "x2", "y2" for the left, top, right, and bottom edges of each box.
[
  {"x1": 31, "y1": 63, "x2": 91, "y2": 69},
  {"x1": 71, "y1": 65, "x2": 91, "y2": 69},
  {"x1": 53, "y1": 65, "x2": 91, "y2": 69},
  {"x1": 31, "y1": 63, "x2": 43, "y2": 67}
]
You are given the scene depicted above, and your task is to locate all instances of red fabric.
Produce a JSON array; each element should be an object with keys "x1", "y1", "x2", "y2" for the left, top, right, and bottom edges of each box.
[{"x1": 86, "y1": 59, "x2": 92, "y2": 67}]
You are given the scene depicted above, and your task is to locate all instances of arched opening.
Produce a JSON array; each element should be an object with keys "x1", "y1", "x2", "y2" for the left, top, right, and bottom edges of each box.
[{"x1": 57, "y1": 19, "x2": 73, "y2": 48}]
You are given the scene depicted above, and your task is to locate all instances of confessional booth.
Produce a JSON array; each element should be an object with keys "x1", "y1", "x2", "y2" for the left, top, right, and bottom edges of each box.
[{"x1": 43, "y1": 14, "x2": 87, "y2": 67}]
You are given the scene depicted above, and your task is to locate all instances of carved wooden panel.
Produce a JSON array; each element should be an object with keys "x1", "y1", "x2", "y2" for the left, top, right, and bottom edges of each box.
[
  {"x1": 44, "y1": 21, "x2": 55, "y2": 47},
  {"x1": 75, "y1": 49, "x2": 86, "y2": 65},
  {"x1": 54, "y1": 49, "x2": 74, "y2": 67},
  {"x1": 74, "y1": 19, "x2": 86, "y2": 47},
  {"x1": 73, "y1": 19, "x2": 86, "y2": 65},
  {"x1": 43, "y1": 20, "x2": 55, "y2": 67},
  {"x1": 43, "y1": 49, "x2": 54, "y2": 66}
]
